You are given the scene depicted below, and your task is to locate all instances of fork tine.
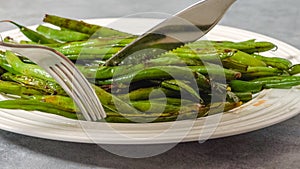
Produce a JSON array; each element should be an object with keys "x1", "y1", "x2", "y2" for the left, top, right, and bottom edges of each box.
[
  {"x1": 60, "y1": 63, "x2": 102, "y2": 114},
  {"x1": 57, "y1": 62, "x2": 105, "y2": 119},
  {"x1": 72, "y1": 75, "x2": 105, "y2": 120},
  {"x1": 72, "y1": 74, "x2": 106, "y2": 119},
  {"x1": 52, "y1": 63, "x2": 103, "y2": 121},
  {"x1": 48, "y1": 66, "x2": 94, "y2": 121},
  {"x1": 53, "y1": 63, "x2": 98, "y2": 120}
]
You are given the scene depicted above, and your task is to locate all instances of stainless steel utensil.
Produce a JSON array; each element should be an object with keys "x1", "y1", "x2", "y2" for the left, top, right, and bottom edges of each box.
[
  {"x1": 105, "y1": 0, "x2": 236, "y2": 66},
  {"x1": 0, "y1": 42, "x2": 106, "y2": 121}
]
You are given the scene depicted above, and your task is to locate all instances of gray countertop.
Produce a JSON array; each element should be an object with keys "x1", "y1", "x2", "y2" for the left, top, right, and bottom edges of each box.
[{"x1": 0, "y1": 0, "x2": 299, "y2": 168}]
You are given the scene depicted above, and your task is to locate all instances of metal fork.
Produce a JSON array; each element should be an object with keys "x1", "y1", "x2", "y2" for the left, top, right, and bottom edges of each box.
[{"x1": 0, "y1": 42, "x2": 106, "y2": 121}]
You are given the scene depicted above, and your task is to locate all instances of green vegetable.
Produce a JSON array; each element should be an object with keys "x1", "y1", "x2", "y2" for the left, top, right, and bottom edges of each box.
[
  {"x1": 161, "y1": 79, "x2": 202, "y2": 102},
  {"x1": 4, "y1": 51, "x2": 54, "y2": 82},
  {"x1": 0, "y1": 15, "x2": 298, "y2": 123},
  {"x1": 232, "y1": 92, "x2": 252, "y2": 102},
  {"x1": 189, "y1": 39, "x2": 276, "y2": 53},
  {"x1": 36, "y1": 25, "x2": 90, "y2": 42},
  {"x1": 241, "y1": 66, "x2": 283, "y2": 80},
  {"x1": 189, "y1": 65, "x2": 242, "y2": 80},
  {"x1": 252, "y1": 54, "x2": 292, "y2": 70},
  {"x1": 223, "y1": 50, "x2": 267, "y2": 68},
  {"x1": 0, "y1": 99, "x2": 79, "y2": 119},
  {"x1": 288, "y1": 64, "x2": 300, "y2": 75},
  {"x1": 43, "y1": 14, "x2": 131, "y2": 37},
  {"x1": 1, "y1": 72, "x2": 66, "y2": 95},
  {"x1": 1, "y1": 20, "x2": 59, "y2": 44},
  {"x1": 96, "y1": 66, "x2": 196, "y2": 85},
  {"x1": 230, "y1": 80, "x2": 263, "y2": 93},
  {"x1": 0, "y1": 80, "x2": 44, "y2": 96},
  {"x1": 251, "y1": 76, "x2": 300, "y2": 89}
]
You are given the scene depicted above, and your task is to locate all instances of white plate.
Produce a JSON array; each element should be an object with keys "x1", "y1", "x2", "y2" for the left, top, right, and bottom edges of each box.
[{"x1": 0, "y1": 18, "x2": 299, "y2": 144}]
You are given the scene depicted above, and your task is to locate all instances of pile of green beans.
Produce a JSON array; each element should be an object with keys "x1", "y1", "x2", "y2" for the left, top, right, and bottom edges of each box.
[{"x1": 0, "y1": 14, "x2": 299, "y2": 123}]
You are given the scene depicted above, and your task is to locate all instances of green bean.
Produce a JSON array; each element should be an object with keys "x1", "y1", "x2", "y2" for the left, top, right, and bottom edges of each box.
[
  {"x1": 54, "y1": 46, "x2": 123, "y2": 56},
  {"x1": 147, "y1": 56, "x2": 204, "y2": 66},
  {"x1": 57, "y1": 37, "x2": 135, "y2": 49},
  {"x1": 98, "y1": 64, "x2": 242, "y2": 86},
  {"x1": 1, "y1": 72, "x2": 66, "y2": 95},
  {"x1": 97, "y1": 66, "x2": 196, "y2": 85},
  {"x1": 29, "y1": 93, "x2": 191, "y2": 120},
  {"x1": 208, "y1": 101, "x2": 242, "y2": 116},
  {"x1": 118, "y1": 87, "x2": 184, "y2": 101},
  {"x1": 118, "y1": 87, "x2": 161, "y2": 101},
  {"x1": 0, "y1": 20, "x2": 59, "y2": 44},
  {"x1": 3, "y1": 36, "x2": 17, "y2": 43},
  {"x1": 28, "y1": 95, "x2": 121, "y2": 116},
  {"x1": 194, "y1": 72, "x2": 211, "y2": 91},
  {"x1": 130, "y1": 100, "x2": 181, "y2": 114},
  {"x1": 42, "y1": 14, "x2": 102, "y2": 35},
  {"x1": 168, "y1": 46, "x2": 236, "y2": 62},
  {"x1": 79, "y1": 56, "x2": 204, "y2": 80},
  {"x1": 147, "y1": 97, "x2": 195, "y2": 106},
  {"x1": 231, "y1": 92, "x2": 252, "y2": 102},
  {"x1": 188, "y1": 39, "x2": 276, "y2": 53},
  {"x1": 172, "y1": 47, "x2": 265, "y2": 70},
  {"x1": 229, "y1": 80, "x2": 263, "y2": 93},
  {"x1": 251, "y1": 75, "x2": 300, "y2": 89},
  {"x1": 0, "y1": 96, "x2": 195, "y2": 123},
  {"x1": 77, "y1": 63, "x2": 145, "y2": 80},
  {"x1": 241, "y1": 66, "x2": 283, "y2": 79},
  {"x1": 18, "y1": 40, "x2": 62, "y2": 48},
  {"x1": 223, "y1": 50, "x2": 267, "y2": 68},
  {"x1": 36, "y1": 25, "x2": 90, "y2": 42},
  {"x1": 252, "y1": 54, "x2": 292, "y2": 70},
  {"x1": 29, "y1": 95, "x2": 77, "y2": 112},
  {"x1": 105, "y1": 112, "x2": 196, "y2": 123},
  {"x1": 1, "y1": 14, "x2": 298, "y2": 123},
  {"x1": 25, "y1": 85, "x2": 140, "y2": 116},
  {"x1": 246, "y1": 66, "x2": 283, "y2": 73},
  {"x1": 104, "y1": 101, "x2": 241, "y2": 123},
  {"x1": 161, "y1": 79, "x2": 202, "y2": 102},
  {"x1": 92, "y1": 85, "x2": 141, "y2": 114},
  {"x1": 5, "y1": 51, "x2": 54, "y2": 82},
  {"x1": 221, "y1": 59, "x2": 248, "y2": 71},
  {"x1": 43, "y1": 14, "x2": 131, "y2": 37},
  {"x1": 104, "y1": 40, "x2": 251, "y2": 66},
  {"x1": 103, "y1": 114, "x2": 177, "y2": 123},
  {"x1": 264, "y1": 81, "x2": 300, "y2": 89},
  {"x1": 0, "y1": 51, "x2": 19, "y2": 74},
  {"x1": 189, "y1": 65, "x2": 242, "y2": 80},
  {"x1": 0, "y1": 80, "x2": 44, "y2": 96},
  {"x1": 288, "y1": 64, "x2": 300, "y2": 75},
  {"x1": 31, "y1": 93, "x2": 197, "y2": 118},
  {"x1": 0, "y1": 99, "x2": 79, "y2": 119}
]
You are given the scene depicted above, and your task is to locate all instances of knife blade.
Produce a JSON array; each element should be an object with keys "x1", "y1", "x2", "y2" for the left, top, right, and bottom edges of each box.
[{"x1": 105, "y1": 0, "x2": 236, "y2": 66}]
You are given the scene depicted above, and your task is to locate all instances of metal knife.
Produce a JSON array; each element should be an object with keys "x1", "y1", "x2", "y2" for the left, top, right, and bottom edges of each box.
[{"x1": 105, "y1": 0, "x2": 236, "y2": 66}]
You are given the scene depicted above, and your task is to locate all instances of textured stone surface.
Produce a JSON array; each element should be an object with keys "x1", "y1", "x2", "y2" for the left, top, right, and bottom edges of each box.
[{"x1": 0, "y1": 0, "x2": 299, "y2": 168}]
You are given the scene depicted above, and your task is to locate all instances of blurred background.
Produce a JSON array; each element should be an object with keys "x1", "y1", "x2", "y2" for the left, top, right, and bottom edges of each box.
[{"x1": 0, "y1": 0, "x2": 299, "y2": 47}]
